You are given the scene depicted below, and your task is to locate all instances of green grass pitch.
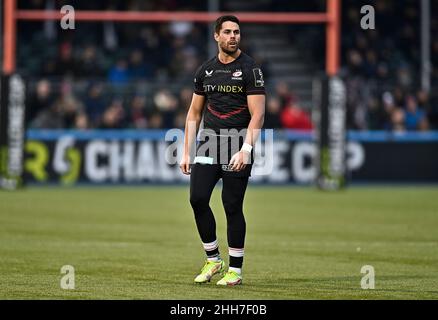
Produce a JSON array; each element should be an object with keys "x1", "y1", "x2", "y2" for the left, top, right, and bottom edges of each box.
[{"x1": 0, "y1": 185, "x2": 437, "y2": 299}]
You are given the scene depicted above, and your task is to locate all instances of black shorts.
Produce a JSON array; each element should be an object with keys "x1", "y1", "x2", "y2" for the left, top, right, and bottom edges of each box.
[{"x1": 193, "y1": 130, "x2": 253, "y2": 178}]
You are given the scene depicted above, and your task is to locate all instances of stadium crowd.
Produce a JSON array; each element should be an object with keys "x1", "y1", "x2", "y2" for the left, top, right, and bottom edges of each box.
[
  {"x1": 19, "y1": 0, "x2": 438, "y2": 131},
  {"x1": 340, "y1": 0, "x2": 438, "y2": 131}
]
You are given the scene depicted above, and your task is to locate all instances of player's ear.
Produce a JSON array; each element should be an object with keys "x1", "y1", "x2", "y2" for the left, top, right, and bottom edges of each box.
[{"x1": 214, "y1": 32, "x2": 220, "y2": 42}]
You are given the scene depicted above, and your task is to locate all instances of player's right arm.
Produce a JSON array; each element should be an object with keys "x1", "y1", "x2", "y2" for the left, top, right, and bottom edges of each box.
[{"x1": 180, "y1": 93, "x2": 205, "y2": 175}]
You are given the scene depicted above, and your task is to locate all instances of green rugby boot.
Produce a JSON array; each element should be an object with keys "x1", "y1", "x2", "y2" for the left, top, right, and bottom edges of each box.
[
  {"x1": 216, "y1": 270, "x2": 242, "y2": 286},
  {"x1": 194, "y1": 259, "x2": 225, "y2": 284}
]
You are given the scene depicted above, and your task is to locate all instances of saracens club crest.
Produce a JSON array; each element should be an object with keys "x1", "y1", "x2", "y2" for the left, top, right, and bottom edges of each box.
[{"x1": 232, "y1": 69, "x2": 243, "y2": 80}]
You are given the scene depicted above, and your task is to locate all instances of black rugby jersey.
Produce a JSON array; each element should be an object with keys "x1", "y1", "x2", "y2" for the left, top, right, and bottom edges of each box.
[{"x1": 193, "y1": 52, "x2": 265, "y2": 131}]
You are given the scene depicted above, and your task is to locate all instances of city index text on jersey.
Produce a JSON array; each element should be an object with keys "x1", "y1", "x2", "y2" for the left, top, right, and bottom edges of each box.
[{"x1": 203, "y1": 84, "x2": 244, "y2": 93}]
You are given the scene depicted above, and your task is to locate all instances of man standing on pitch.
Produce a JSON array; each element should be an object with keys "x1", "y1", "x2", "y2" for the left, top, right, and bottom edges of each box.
[{"x1": 180, "y1": 15, "x2": 265, "y2": 286}]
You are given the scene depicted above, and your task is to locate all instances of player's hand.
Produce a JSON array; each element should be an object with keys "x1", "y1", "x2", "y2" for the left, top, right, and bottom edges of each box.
[
  {"x1": 229, "y1": 150, "x2": 250, "y2": 172},
  {"x1": 180, "y1": 153, "x2": 191, "y2": 175}
]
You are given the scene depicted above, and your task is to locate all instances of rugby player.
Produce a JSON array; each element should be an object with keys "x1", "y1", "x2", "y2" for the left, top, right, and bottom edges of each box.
[{"x1": 180, "y1": 15, "x2": 265, "y2": 286}]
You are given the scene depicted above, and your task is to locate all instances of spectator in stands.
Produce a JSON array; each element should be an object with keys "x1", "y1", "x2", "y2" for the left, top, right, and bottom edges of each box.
[
  {"x1": 100, "y1": 98, "x2": 126, "y2": 129},
  {"x1": 180, "y1": 47, "x2": 200, "y2": 79},
  {"x1": 54, "y1": 80, "x2": 86, "y2": 129},
  {"x1": 108, "y1": 58, "x2": 130, "y2": 84},
  {"x1": 59, "y1": 96, "x2": 85, "y2": 129},
  {"x1": 129, "y1": 95, "x2": 148, "y2": 129},
  {"x1": 404, "y1": 95, "x2": 429, "y2": 131},
  {"x1": 168, "y1": 37, "x2": 191, "y2": 78},
  {"x1": 169, "y1": 21, "x2": 194, "y2": 39},
  {"x1": 426, "y1": 91, "x2": 438, "y2": 129},
  {"x1": 390, "y1": 108, "x2": 406, "y2": 132},
  {"x1": 84, "y1": 82, "x2": 106, "y2": 128},
  {"x1": 375, "y1": 61, "x2": 391, "y2": 88},
  {"x1": 367, "y1": 97, "x2": 385, "y2": 130},
  {"x1": 274, "y1": 81, "x2": 296, "y2": 108},
  {"x1": 381, "y1": 91, "x2": 397, "y2": 130},
  {"x1": 30, "y1": 103, "x2": 64, "y2": 129},
  {"x1": 153, "y1": 89, "x2": 178, "y2": 128},
  {"x1": 148, "y1": 112, "x2": 164, "y2": 129},
  {"x1": 128, "y1": 49, "x2": 155, "y2": 80},
  {"x1": 52, "y1": 42, "x2": 80, "y2": 78},
  {"x1": 174, "y1": 111, "x2": 187, "y2": 129},
  {"x1": 178, "y1": 86, "x2": 193, "y2": 111},
  {"x1": 396, "y1": 66, "x2": 413, "y2": 90},
  {"x1": 75, "y1": 112, "x2": 89, "y2": 130},
  {"x1": 27, "y1": 79, "x2": 54, "y2": 123},
  {"x1": 392, "y1": 87, "x2": 405, "y2": 108},
  {"x1": 432, "y1": 40, "x2": 438, "y2": 87},
  {"x1": 363, "y1": 49, "x2": 378, "y2": 78},
  {"x1": 280, "y1": 100, "x2": 313, "y2": 131},
  {"x1": 417, "y1": 90, "x2": 430, "y2": 112},
  {"x1": 417, "y1": 89, "x2": 438, "y2": 129},
  {"x1": 264, "y1": 96, "x2": 282, "y2": 129},
  {"x1": 346, "y1": 49, "x2": 364, "y2": 76},
  {"x1": 78, "y1": 45, "x2": 104, "y2": 78},
  {"x1": 345, "y1": 76, "x2": 368, "y2": 130},
  {"x1": 172, "y1": 86, "x2": 193, "y2": 129}
]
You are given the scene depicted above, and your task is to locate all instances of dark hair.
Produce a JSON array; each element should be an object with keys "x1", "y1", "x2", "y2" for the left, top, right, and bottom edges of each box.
[{"x1": 214, "y1": 15, "x2": 240, "y2": 34}]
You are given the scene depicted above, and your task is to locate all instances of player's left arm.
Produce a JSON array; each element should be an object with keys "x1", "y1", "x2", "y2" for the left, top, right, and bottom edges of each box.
[
  {"x1": 229, "y1": 94, "x2": 265, "y2": 171},
  {"x1": 245, "y1": 94, "x2": 265, "y2": 146}
]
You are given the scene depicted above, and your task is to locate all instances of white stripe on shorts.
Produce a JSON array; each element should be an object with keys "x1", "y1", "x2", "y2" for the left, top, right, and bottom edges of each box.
[{"x1": 194, "y1": 156, "x2": 213, "y2": 164}]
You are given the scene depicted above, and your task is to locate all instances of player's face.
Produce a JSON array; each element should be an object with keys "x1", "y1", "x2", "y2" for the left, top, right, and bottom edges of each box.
[{"x1": 215, "y1": 21, "x2": 240, "y2": 55}]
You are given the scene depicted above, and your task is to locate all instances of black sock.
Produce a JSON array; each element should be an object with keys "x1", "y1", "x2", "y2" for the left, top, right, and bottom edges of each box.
[{"x1": 229, "y1": 255, "x2": 243, "y2": 268}]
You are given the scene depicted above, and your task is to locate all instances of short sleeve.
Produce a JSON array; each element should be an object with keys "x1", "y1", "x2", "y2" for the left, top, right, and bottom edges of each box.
[
  {"x1": 245, "y1": 63, "x2": 266, "y2": 96},
  {"x1": 193, "y1": 64, "x2": 205, "y2": 96}
]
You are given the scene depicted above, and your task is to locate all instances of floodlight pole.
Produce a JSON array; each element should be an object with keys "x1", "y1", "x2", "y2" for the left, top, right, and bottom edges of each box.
[{"x1": 421, "y1": 0, "x2": 431, "y2": 93}]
